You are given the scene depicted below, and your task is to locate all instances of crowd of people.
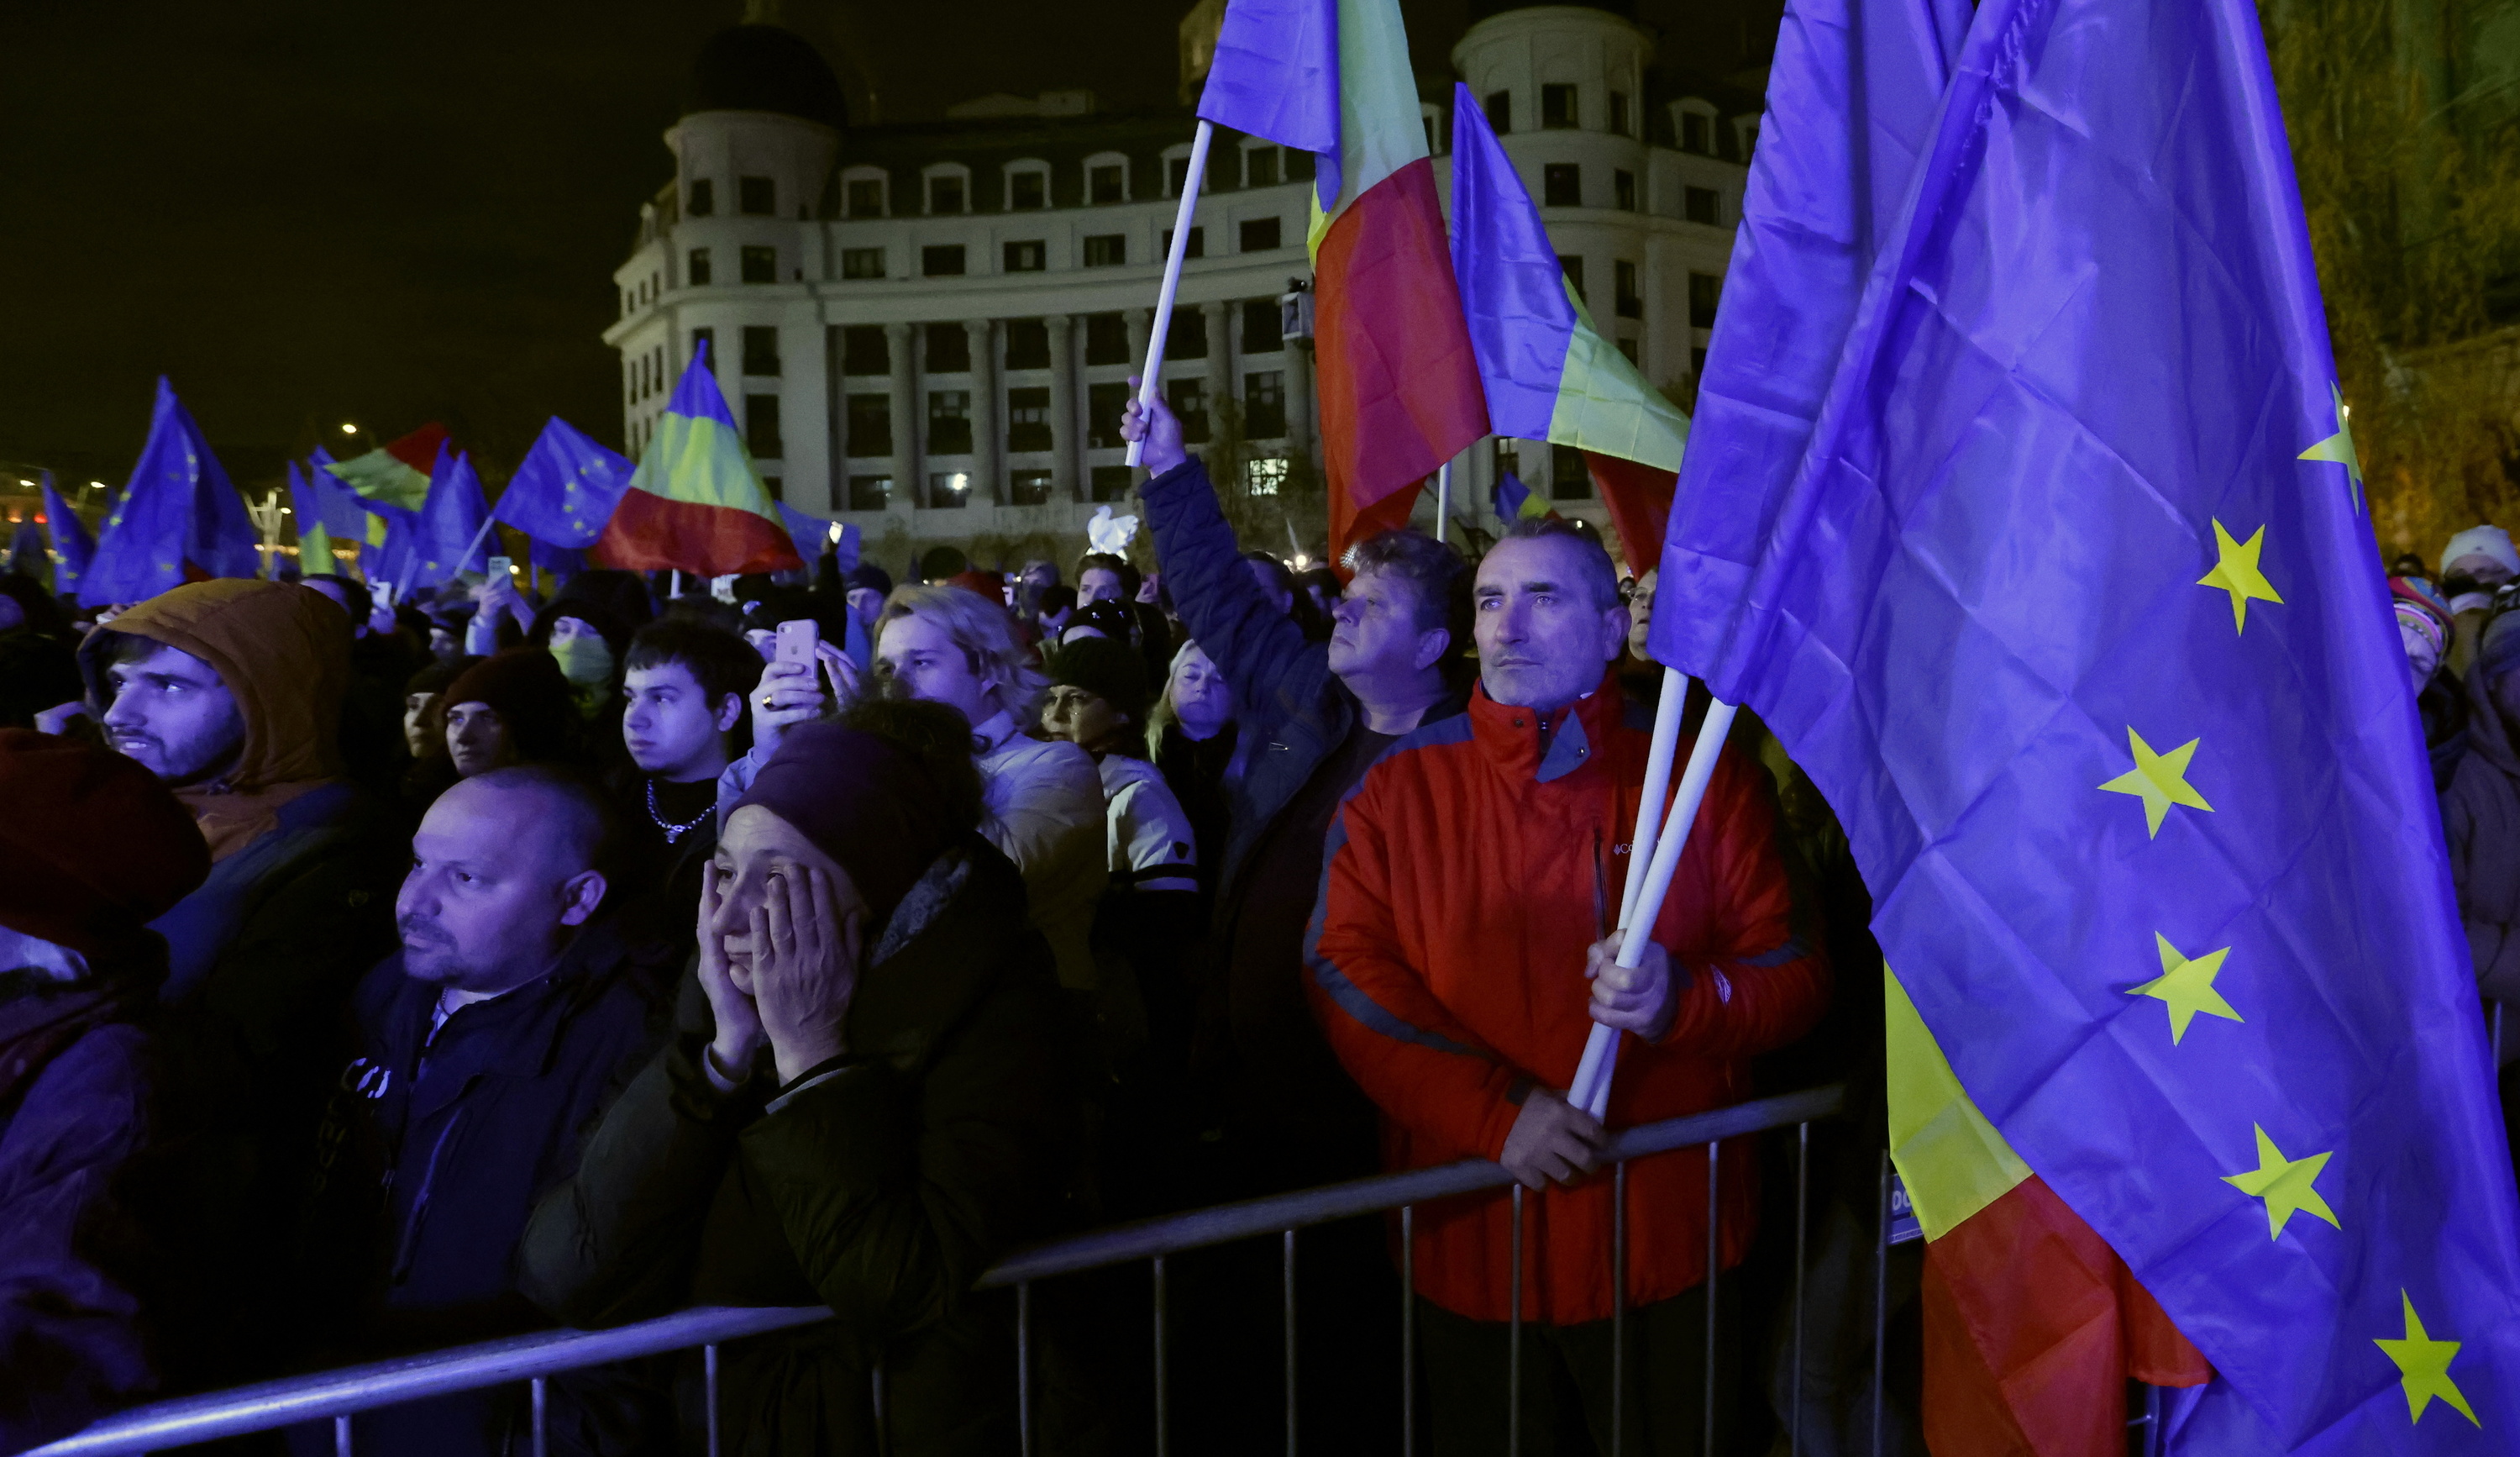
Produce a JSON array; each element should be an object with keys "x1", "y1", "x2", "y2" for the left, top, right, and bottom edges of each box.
[{"x1": 2, "y1": 390, "x2": 2511, "y2": 1457}]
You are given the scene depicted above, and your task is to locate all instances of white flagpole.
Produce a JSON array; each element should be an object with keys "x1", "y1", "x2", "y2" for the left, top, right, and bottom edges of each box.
[
  {"x1": 1125, "y1": 119, "x2": 1216, "y2": 470},
  {"x1": 1434, "y1": 462, "x2": 1452, "y2": 546},
  {"x1": 454, "y1": 513, "x2": 501, "y2": 577},
  {"x1": 1571, "y1": 686, "x2": 1740, "y2": 1120}
]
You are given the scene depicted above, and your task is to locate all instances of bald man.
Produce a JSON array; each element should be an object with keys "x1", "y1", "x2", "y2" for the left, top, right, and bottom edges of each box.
[{"x1": 291, "y1": 767, "x2": 671, "y2": 1457}]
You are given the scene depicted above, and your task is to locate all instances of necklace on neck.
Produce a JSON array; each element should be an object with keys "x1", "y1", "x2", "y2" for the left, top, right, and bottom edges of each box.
[{"x1": 648, "y1": 778, "x2": 715, "y2": 845}]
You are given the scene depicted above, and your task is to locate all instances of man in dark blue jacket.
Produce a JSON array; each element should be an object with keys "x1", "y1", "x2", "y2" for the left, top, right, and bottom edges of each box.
[
  {"x1": 1127, "y1": 389, "x2": 1469, "y2": 1457},
  {"x1": 293, "y1": 765, "x2": 669, "y2": 1457}
]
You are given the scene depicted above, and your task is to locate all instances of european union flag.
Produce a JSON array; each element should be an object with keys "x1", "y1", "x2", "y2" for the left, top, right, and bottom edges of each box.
[
  {"x1": 81, "y1": 377, "x2": 259, "y2": 606},
  {"x1": 1651, "y1": 0, "x2": 2520, "y2": 1443},
  {"x1": 774, "y1": 501, "x2": 834, "y2": 560},
  {"x1": 39, "y1": 473, "x2": 93, "y2": 597},
  {"x1": 409, "y1": 445, "x2": 491, "y2": 589},
  {"x1": 498, "y1": 416, "x2": 634, "y2": 550}
]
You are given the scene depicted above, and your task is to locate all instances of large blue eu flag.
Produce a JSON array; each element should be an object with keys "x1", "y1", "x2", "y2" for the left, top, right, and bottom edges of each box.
[
  {"x1": 81, "y1": 377, "x2": 259, "y2": 605},
  {"x1": 496, "y1": 416, "x2": 634, "y2": 550},
  {"x1": 1649, "y1": 0, "x2": 2520, "y2": 1444}
]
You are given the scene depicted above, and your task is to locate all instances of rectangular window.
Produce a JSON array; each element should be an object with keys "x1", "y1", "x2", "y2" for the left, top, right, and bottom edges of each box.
[
  {"x1": 1242, "y1": 298, "x2": 1284, "y2": 354},
  {"x1": 848, "y1": 474, "x2": 892, "y2": 511},
  {"x1": 926, "y1": 323, "x2": 971, "y2": 374},
  {"x1": 687, "y1": 247, "x2": 712, "y2": 285},
  {"x1": 1168, "y1": 378, "x2": 1211, "y2": 444},
  {"x1": 746, "y1": 395, "x2": 784, "y2": 459},
  {"x1": 841, "y1": 325, "x2": 888, "y2": 376},
  {"x1": 688, "y1": 178, "x2": 716, "y2": 216},
  {"x1": 1685, "y1": 186, "x2": 1721, "y2": 225},
  {"x1": 1483, "y1": 90, "x2": 1512, "y2": 134},
  {"x1": 1689, "y1": 271, "x2": 1721, "y2": 327},
  {"x1": 740, "y1": 245, "x2": 776, "y2": 283},
  {"x1": 1239, "y1": 217, "x2": 1282, "y2": 251},
  {"x1": 1615, "y1": 260, "x2": 1641, "y2": 319},
  {"x1": 1087, "y1": 382, "x2": 1131, "y2": 449},
  {"x1": 1090, "y1": 466, "x2": 1135, "y2": 502},
  {"x1": 1609, "y1": 92, "x2": 1630, "y2": 136},
  {"x1": 841, "y1": 247, "x2": 886, "y2": 280},
  {"x1": 1246, "y1": 146, "x2": 1280, "y2": 187},
  {"x1": 1246, "y1": 457, "x2": 1288, "y2": 497},
  {"x1": 846, "y1": 177, "x2": 885, "y2": 217},
  {"x1": 1543, "y1": 163, "x2": 1582, "y2": 208},
  {"x1": 1682, "y1": 112, "x2": 1713, "y2": 155},
  {"x1": 922, "y1": 245, "x2": 966, "y2": 276},
  {"x1": 1245, "y1": 371, "x2": 1286, "y2": 437},
  {"x1": 1084, "y1": 313, "x2": 1130, "y2": 366},
  {"x1": 1692, "y1": 345, "x2": 1709, "y2": 377},
  {"x1": 927, "y1": 471, "x2": 972, "y2": 509},
  {"x1": 738, "y1": 176, "x2": 776, "y2": 216},
  {"x1": 1551, "y1": 444, "x2": 1593, "y2": 499},
  {"x1": 1541, "y1": 84, "x2": 1578, "y2": 129},
  {"x1": 742, "y1": 325, "x2": 781, "y2": 376},
  {"x1": 1082, "y1": 234, "x2": 1126, "y2": 267},
  {"x1": 846, "y1": 394, "x2": 892, "y2": 457},
  {"x1": 1168, "y1": 308, "x2": 1208, "y2": 360},
  {"x1": 928, "y1": 174, "x2": 966, "y2": 214},
  {"x1": 1010, "y1": 470, "x2": 1054, "y2": 505},
  {"x1": 1493, "y1": 439, "x2": 1520, "y2": 480},
  {"x1": 1004, "y1": 239, "x2": 1046, "y2": 272},
  {"x1": 1089, "y1": 163, "x2": 1126, "y2": 204},
  {"x1": 1010, "y1": 171, "x2": 1047, "y2": 210},
  {"x1": 759, "y1": 474, "x2": 783, "y2": 502},
  {"x1": 691, "y1": 327, "x2": 716, "y2": 370},
  {"x1": 1560, "y1": 255, "x2": 1586, "y2": 302},
  {"x1": 1006, "y1": 387, "x2": 1053, "y2": 452},
  {"x1": 1168, "y1": 155, "x2": 1191, "y2": 196},
  {"x1": 1614, "y1": 170, "x2": 1637, "y2": 212},
  {"x1": 1005, "y1": 319, "x2": 1051, "y2": 371},
  {"x1": 1163, "y1": 226, "x2": 1205, "y2": 258},
  {"x1": 928, "y1": 392, "x2": 973, "y2": 455},
  {"x1": 1616, "y1": 337, "x2": 1639, "y2": 366}
]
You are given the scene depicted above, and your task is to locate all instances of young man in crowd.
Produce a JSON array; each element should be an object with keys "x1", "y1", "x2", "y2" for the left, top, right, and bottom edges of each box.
[
  {"x1": 1307, "y1": 516, "x2": 1830, "y2": 1455},
  {"x1": 617, "y1": 618, "x2": 761, "y2": 956},
  {"x1": 1122, "y1": 388, "x2": 1469, "y2": 1454},
  {"x1": 0, "y1": 729, "x2": 211, "y2": 1453},
  {"x1": 76, "y1": 578, "x2": 407, "y2": 1389},
  {"x1": 293, "y1": 767, "x2": 668, "y2": 1457},
  {"x1": 439, "y1": 648, "x2": 586, "y2": 781}
]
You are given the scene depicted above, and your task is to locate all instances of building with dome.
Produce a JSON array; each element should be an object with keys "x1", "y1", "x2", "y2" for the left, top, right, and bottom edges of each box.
[{"x1": 604, "y1": 3, "x2": 1760, "y2": 565}]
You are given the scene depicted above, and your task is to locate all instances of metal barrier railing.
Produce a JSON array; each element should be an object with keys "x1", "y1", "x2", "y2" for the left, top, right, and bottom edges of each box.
[{"x1": 30, "y1": 1084, "x2": 1850, "y2": 1457}]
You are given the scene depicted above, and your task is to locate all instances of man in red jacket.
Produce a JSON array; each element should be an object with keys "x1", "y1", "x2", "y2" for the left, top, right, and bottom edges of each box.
[{"x1": 1307, "y1": 517, "x2": 1830, "y2": 1455}]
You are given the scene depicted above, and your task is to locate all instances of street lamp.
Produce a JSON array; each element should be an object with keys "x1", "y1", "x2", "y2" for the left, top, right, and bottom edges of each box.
[{"x1": 340, "y1": 423, "x2": 358, "y2": 435}]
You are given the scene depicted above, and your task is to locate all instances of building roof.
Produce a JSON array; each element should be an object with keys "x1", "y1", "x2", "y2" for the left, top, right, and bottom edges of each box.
[{"x1": 684, "y1": 24, "x2": 848, "y2": 129}]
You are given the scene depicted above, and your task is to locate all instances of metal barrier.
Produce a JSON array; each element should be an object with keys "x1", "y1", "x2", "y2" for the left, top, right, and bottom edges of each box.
[{"x1": 31, "y1": 1085, "x2": 1849, "y2": 1457}]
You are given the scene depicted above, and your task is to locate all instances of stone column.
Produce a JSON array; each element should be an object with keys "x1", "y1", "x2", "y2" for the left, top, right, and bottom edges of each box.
[
  {"x1": 885, "y1": 321, "x2": 919, "y2": 513},
  {"x1": 1201, "y1": 302, "x2": 1233, "y2": 462},
  {"x1": 824, "y1": 325, "x2": 848, "y2": 512},
  {"x1": 963, "y1": 318, "x2": 1000, "y2": 506},
  {"x1": 1047, "y1": 314, "x2": 1080, "y2": 502}
]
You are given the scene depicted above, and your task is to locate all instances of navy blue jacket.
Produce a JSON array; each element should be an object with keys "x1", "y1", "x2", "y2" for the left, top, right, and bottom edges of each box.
[{"x1": 294, "y1": 921, "x2": 669, "y2": 1457}]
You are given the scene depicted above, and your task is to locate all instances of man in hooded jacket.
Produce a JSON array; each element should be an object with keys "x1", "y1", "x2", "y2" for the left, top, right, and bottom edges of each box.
[{"x1": 76, "y1": 578, "x2": 405, "y2": 1386}]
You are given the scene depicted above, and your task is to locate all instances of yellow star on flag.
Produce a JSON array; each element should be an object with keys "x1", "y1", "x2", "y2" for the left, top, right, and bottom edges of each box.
[
  {"x1": 2299, "y1": 381, "x2": 2363, "y2": 504},
  {"x1": 2129, "y1": 933, "x2": 2241, "y2": 1043},
  {"x1": 2098, "y1": 728, "x2": 2213, "y2": 838},
  {"x1": 2222, "y1": 1123, "x2": 2339, "y2": 1239},
  {"x1": 2197, "y1": 520, "x2": 2282, "y2": 634},
  {"x1": 2375, "y1": 1291, "x2": 2478, "y2": 1426}
]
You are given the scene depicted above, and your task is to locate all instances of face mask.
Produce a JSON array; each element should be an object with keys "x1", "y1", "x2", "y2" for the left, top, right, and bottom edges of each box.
[{"x1": 549, "y1": 634, "x2": 617, "y2": 687}]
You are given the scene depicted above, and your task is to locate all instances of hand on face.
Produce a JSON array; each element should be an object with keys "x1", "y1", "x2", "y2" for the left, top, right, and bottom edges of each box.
[
  {"x1": 744, "y1": 863, "x2": 861, "y2": 1084},
  {"x1": 696, "y1": 860, "x2": 767, "y2": 1079}
]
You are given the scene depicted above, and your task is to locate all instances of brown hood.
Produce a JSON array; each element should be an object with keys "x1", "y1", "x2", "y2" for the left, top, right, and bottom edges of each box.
[{"x1": 81, "y1": 581, "x2": 350, "y2": 858}]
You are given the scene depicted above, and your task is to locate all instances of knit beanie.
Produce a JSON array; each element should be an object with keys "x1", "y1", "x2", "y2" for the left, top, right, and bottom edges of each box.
[
  {"x1": 0, "y1": 728, "x2": 209, "y2": 958},
  {"x1": 1047, "y1": 634, "x2": 1150, "y2": 722},
  {"x1": 729, "y1": 721, "x2": 961, "y2": 930}
]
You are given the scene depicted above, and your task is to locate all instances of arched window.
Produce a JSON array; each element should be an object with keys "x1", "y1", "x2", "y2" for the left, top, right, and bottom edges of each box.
[
  {"x1": 922, "y1": 162, "x2": 973, "y2": 216},
  {"x1": 1004, "y1": 159, "x2": 1052, "y2": 211},
  {"x1": 1084, "y1": 150, "x2": 1131, "y2": 205},
  {"x1": 840, "y1": 166, "x2": 890, "y2": 218}
]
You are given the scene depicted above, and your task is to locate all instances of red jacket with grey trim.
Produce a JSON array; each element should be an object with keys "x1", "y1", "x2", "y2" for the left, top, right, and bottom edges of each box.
[{"x1": 1305, "y1": 673, "x2": 1829, "y2": 1324}]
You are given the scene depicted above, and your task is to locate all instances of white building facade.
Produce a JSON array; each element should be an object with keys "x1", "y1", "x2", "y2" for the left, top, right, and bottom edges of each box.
[{"x1": 605, "y1": 3, "x2": 1756, "y2": 565}]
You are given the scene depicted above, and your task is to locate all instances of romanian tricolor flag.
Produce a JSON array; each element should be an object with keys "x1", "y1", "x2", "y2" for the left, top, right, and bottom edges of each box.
[
  {"x1": 1197, "y1": 0, "x2": 1487, "y2": 560},
  {"x1": 1650, "y1": 0, "x2": 2520, "y2": 1446},
  {"x1": 325, "y1": 423, "x2": 447, "y2": 525},
  {"x1": 1447, "y1": 82, "x2": 1687, "y2": 574},
  {"x1": 592, "y1": 341, "x2": 800, "y2": 576}
]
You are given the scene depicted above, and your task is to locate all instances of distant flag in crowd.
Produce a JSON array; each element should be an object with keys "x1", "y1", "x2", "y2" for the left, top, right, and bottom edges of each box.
[
  {"x1": 1650, "y1": 0, "x2": 2520, "y2": 1447},
  {"x1": 81, "y1": 377, "x2": 260, "y2": 605},
  {"x1": 497, "y1": 416, "x2": 636, "y2": 549},
  {"x1": 1196, "y1": 0, "x2": 1487, "y2": 561},
  {"x1": 323, "y1": 423, "x2": 447, "y2": 522},
  {"x1": 1448, "y1": 83, "x2": 1687, "y2": 572},
  {"x1": 287, "y1": 455, "x2": 370, "y2": 576},
  {"x1": 409, "y1": 445, "x2": 492, "y2": 588},
  {"x1": 528, "y1": 539, "x2": 585, "y2": 580},
  {"x1": 592, "y1": 340, "x2": 801, "y2": 576},
  {"x1": 7, "y1": 517, "x2": 41, "y2": 579},
  {"x1": 1488, "y1": 471, "x2": 1552, "y2": 526},
  {"x1": 39, "y1": 474, "x2": 93, "y2": 597},
  {"x1": 775, "y1": 500, "x2": 836, "y2": 559}
]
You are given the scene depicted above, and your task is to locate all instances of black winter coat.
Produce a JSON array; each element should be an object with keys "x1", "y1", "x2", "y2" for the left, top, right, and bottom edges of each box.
[{"x1": 519, "y1": 839, "x2": 1080, "y2": 1457}]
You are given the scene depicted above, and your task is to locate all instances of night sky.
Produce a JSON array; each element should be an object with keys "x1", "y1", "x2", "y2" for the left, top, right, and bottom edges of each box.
[{"x1": 0, "y1": 0, "x2": 1777, "y2": 495}]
